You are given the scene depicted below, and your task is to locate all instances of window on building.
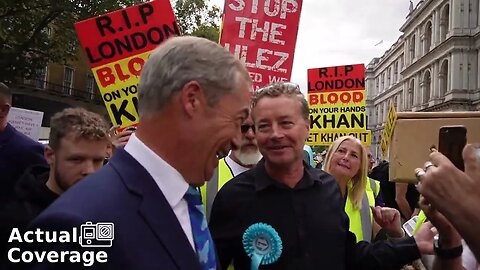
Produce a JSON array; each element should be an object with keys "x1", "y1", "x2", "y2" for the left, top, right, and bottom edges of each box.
[
  {"x1": 63, "y1": 67, "x2": 74, "y2": 95},
  {"x1": 409, "y1": 79, "x2": 415, "y2": 107},
  {"x1": 424, "y1": 21, "x2": 432, "y2": 53},
  {"x1": 381, "y1": 73, "x2": 385, "y2": 92},
  {"x1": 439, "y1": 60, "x2": 448, "y2": 97},
  {"x1": 410, "y1": 35, "x2": 416, "y2": 61},
  {"x1": 386, "y1": 68, "x2": 391, "y2": 88},
  {"x1": 440, "y1": 5, "x2": 450, "y2": 41},
  {"x1": 400, "y1": 54, "x2": 404, "y2": 70},
  {"x1": 35, "y1": 66, "x2": 48, "y2": 89},
  {"x1": 423, "y1": 70, "x2": 431, "y2": 104},
  {"x1": 376, "y1": 77, "x2": 380, "y2": 93},
  {"x1": 86, "y1": 74, "x2": 95, "y2": 100},
  {"x1": 393, "y1": 62, "x2": 398, "y2": 83}
]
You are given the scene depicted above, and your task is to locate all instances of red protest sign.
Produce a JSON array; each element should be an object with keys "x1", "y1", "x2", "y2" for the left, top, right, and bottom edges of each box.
[
  {"x1": 220, "y1": 0, "x2": 303, "y2": 91},
  {"x1": 74, "y1": 0, "x2": 179, "y2": 129},
  {"x1": 75, "y1": 1, "x2": 179, "y2": 68},
  {"x1": 307, "y1": 64, "x2": 365, "y2": 93}
]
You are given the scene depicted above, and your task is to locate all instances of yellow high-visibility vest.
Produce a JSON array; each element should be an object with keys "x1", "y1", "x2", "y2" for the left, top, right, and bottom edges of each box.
[
  {"x1": 344, "y1": 178, "x2": 380, "y2": 242},
  {"x1": 200, "y1": 158, "x2": 235, "y2": 270},
  {"x1": 200, "y1": 158, "x2": 234, "y2": 219},
  {"x1": 413, "y1": 210, "x2": 427, "y2": 235}
]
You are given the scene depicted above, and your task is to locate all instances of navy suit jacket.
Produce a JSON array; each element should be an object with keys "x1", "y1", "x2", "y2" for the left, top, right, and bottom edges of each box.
[
  {"x1": 0, "y1": 123, "x2": 46, "y2": 205},
  {"x1": 26, "y1": 149, "x2": 202, "y2": 270}
]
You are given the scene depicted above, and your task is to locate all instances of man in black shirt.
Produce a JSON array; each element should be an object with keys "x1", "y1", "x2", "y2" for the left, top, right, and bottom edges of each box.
[{"x1": 209, "y1": 82, "x2": 432, "y2": 270}]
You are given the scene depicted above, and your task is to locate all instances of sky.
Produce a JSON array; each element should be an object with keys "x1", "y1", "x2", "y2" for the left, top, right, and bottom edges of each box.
[{"x1": 210, "y1": 0, "x2": 414, "y2": 95}]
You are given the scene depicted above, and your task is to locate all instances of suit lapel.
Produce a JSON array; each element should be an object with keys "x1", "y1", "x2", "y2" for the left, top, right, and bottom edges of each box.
[{"x1": 109, "y1": 149, "x2": 200, "y2": 270}]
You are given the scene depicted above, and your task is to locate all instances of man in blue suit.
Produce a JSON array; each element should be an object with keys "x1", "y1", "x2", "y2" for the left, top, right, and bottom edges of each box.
[
  {"x1": 0, "y1": 82, "x2": 47, "y2": 206},
  {"x1": 22, "y1": 36, "x2": 252, "y2": 269}
]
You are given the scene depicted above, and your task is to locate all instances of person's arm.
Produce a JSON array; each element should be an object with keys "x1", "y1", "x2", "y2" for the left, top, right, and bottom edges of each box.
[
  {"x1": 432, "y1": 239, "x2": 465, "y2": 270},
  {"x1": 345, "y1": 213, "x2": 433, "y2": 270},
  {"x1": 346, "y1": 232, "x2": 424, "y2": 270},
  {"x1": 395, "y1": 183, "x2": 413, "y2": 219},
  {"x1": 417, "y1": 144, "x2": 480, "y2": 261},
  {"x1": 418, "y1": 197, "x2": 464, "y2": 270}
]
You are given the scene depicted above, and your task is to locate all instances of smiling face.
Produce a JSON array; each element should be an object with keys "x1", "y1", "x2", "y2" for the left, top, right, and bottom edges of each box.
[
  {"x1": 196, "y1": 80, "x2": 251, "y2": 184},
  {"x1": 253, "y1": 95, "x2": 309, "y2": 168},
  {"x1": 328, "y1": 139, "x2": 363, "y2": 182}
]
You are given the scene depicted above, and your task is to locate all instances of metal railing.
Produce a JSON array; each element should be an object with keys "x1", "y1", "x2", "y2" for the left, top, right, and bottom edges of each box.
[{"x1": 14, "y1": 79, "x2": 103, "y2": 104}]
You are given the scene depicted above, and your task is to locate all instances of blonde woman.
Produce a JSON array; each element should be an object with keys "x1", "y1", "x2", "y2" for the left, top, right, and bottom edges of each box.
[{"x1": 323, "y1": 136, "x2": 405, "y2": 242}]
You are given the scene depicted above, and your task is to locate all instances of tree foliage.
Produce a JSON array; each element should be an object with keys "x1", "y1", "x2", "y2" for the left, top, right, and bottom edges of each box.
[
  {"x1": 173, "y1": 0, "x2": 221, "y2": 42},
  {"x1": 0, "y1": 0, "x2": 221, "y2": 83},
  {"x1": 0, "y1": 0, "x2": 147, "y2": 82}
]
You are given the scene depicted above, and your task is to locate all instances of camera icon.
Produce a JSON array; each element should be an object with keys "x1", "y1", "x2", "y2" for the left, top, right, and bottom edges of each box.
[{"x1": 79, "y1": 221, "x2": 114, "y2": 248}]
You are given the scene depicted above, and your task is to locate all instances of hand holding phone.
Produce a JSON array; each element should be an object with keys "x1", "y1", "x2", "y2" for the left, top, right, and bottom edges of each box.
[{"x1": 438, "y1": 125, "x2": 467, "y2": 171}]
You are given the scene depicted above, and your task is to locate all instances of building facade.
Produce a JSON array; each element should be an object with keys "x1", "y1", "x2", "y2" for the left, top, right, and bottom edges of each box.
[
  {"x1": 9, "y1": 48, "x2": 107, "y2": 136},
  {"x1": 366, "y1": 0, "x2": 480, "y2": 158}
]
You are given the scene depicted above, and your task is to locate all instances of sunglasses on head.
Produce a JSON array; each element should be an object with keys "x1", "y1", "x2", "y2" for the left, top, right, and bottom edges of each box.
[{"x1": 241, "y1": 124, "x2": 255, "y2": 134}]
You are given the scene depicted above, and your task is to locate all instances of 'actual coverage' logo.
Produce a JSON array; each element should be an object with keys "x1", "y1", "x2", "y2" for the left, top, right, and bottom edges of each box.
[{"x1": 7, "y1": 221, "x2": 114, "y2": 267}]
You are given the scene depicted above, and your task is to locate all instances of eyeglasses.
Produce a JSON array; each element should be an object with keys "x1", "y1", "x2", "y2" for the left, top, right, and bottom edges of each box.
[{"x1": 241, "y1": 124, "x2": 255, "y2": 134}]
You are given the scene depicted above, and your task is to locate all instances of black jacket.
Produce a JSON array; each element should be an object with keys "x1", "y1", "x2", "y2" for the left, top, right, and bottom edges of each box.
[
  {"x1": 0, "y1": 165, "x2": 57, "y2": 268},
  {"x1": 369, "y1": 161, "x2": 419, "y2": 218}
]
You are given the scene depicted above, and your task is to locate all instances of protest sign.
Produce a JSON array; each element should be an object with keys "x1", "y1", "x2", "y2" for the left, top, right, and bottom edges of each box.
[
  {"x1": 75, "y1": 1, "x2": 179, "y2": 129},
  {"x1": 220, "y1": 0, "x2": 303, "y2": 90},
  {"x1": 7, "y1": 107, "x2": 44, "y2": 141},
  {"x1": 380, "y1": 100, "x2": 397, "y2": 158},
  {"x1": 307, "y1": 64, "x2": 371, "y2": 146}
]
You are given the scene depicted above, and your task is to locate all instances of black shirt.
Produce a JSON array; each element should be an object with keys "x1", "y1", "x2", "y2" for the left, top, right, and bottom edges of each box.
[
  {"x1": 369, "y1": 161, "x2": 419, "y2": 217},
  {"x1": 209, "y1": 159, "x2": 420, "y2": 270},
  {"x1": 0, "y1": 165, "x2": 57, "y2": 269}
]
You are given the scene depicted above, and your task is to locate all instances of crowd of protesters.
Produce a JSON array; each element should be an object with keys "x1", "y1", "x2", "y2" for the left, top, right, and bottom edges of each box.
[{"x1": 0, "y1": 37, "x2": 479, "y2": 270}]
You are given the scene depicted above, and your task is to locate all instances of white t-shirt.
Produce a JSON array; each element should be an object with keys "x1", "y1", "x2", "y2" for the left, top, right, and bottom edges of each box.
[{"x1": 462, "y1": 240, "x2": 479, "y2": 270}]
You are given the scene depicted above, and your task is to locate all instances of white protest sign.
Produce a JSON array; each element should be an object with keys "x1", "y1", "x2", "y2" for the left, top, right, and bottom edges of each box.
[{"x1": 7, "y1": 107, "x2": 44, "y2": 141}]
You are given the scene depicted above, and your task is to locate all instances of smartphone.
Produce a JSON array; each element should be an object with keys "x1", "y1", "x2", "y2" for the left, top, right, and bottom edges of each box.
[
  {"x1": 438, "y1": 125, "x2": 467, "y2": 171},
  {"x1": 403, "y1": 215, "x2": 419, "y2": 237}
]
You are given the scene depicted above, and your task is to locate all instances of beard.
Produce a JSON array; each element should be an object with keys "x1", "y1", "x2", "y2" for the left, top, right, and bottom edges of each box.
[
  {"x1": 233, "y1": 149, "x2": 262, "y2": 166},
  {"x1": 53, "y1": 166, "x2": 71, "y2": 193}
]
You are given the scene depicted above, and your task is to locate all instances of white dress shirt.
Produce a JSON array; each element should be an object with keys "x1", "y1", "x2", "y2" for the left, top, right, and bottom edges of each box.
[
  {"x1": 224, "y1": 156, "x2": 250, "y2": 176},
  {"x1": 124, "y1": 133, "x2": 195, "y2": 250}
]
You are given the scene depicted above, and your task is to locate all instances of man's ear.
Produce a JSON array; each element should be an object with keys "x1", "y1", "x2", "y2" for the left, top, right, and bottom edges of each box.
[
  {"x1": 180, "y1": 81, "x2": 204, "y2": 118},
  {"x1": 0, "y1": 104, "x2": 10, "y2": 118},
  {"x1": 44, "y1": 146, "x2": 55, "y2": 166}
]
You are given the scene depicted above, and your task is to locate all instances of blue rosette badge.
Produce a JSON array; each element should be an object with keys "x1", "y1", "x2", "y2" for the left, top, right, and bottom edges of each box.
[{"x1": 242, "y1": 223, "x2": 283, "y2": 270}]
